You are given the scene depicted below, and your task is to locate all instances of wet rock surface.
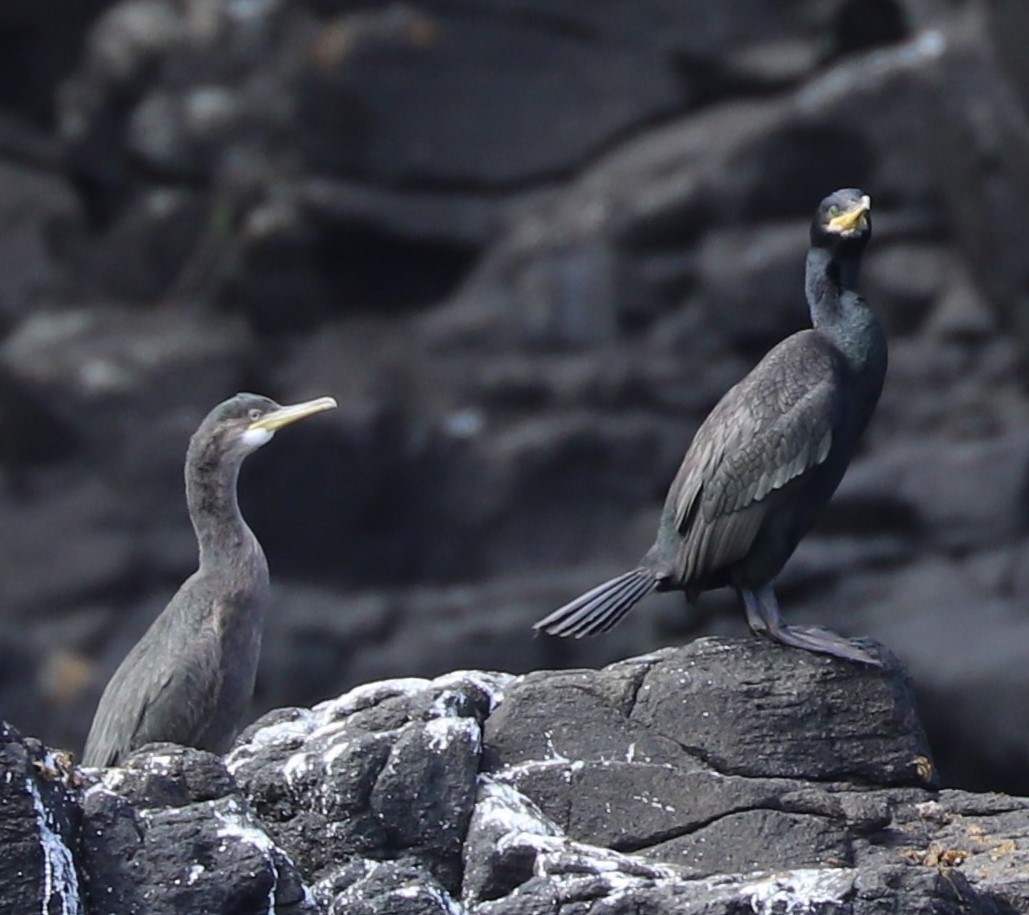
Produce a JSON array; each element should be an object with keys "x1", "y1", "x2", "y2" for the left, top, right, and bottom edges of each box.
[
  {"x1": 1, "y1": 0, "x2": 1029, "y2": 802},
  {"x1": 6, "y1": 642, "x2": 1029, "y2": 913}
]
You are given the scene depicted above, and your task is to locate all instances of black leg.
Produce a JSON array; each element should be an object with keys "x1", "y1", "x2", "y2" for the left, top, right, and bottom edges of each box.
[{"x1": 740, "y1": 585, "x2": 881, "y2": 666}]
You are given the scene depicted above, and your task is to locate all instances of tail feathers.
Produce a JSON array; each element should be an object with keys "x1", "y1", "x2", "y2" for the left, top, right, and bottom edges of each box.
[{"x1": 534, "y1": 569, "x2": 659, "y2": 638}]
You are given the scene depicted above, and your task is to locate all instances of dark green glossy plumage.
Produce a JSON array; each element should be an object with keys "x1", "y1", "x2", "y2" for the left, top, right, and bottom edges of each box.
[{"x1": 535, "y1": 189, "x2": 886, "y2": 664}]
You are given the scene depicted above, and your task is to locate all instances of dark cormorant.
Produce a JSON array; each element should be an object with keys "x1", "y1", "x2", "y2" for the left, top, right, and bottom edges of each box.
[
  {"x1": 82, "y1": 393, "x2": 337, "y2": 767},
  {"x1": 535, "y1": 189, "x2": 885, "y2": 665}
]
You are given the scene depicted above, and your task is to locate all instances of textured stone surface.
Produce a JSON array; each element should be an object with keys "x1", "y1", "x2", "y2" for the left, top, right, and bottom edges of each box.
[
  {"x1": 227, "y1": 669, "x2": 508, "y2": 895},
  {"x1": 79, "y1": 744, "x2": 315, "y2": 915},
  {"x1": 630, "y1": 640, "x2": 929, "y2": 784},
  {"x1": 0, "y1": 722, "x2": 82, "y2": 915},
  {"x1": 0, "y1": 0, "x2": 1028, "y2": 805},
  {"x1": 5, "y1": 643, "x2": 1029, "y2": 912}
]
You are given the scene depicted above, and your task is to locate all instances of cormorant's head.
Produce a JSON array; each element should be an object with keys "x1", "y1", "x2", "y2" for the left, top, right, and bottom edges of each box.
[
  {"x1": 810, "y1": 188, "x2": 871, "y2": 252},
  {"x1": 194, "y1": 392, "x2": 338, "y2": 464}
]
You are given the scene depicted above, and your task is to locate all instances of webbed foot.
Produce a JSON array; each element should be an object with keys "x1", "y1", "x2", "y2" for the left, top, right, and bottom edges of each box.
[
  {"x1": 738, "y1": 585, "x2": 881, "y2": 666},
  {"x1": 768, "y1": 623, "x2": 882, "y2": 666}
]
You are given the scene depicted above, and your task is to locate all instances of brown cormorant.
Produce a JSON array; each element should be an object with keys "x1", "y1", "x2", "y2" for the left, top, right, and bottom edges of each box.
[
  {"x1": 534, "y1": 188, "x2": 885, "y2": 665},
  {"x1": 82, "y1": 393, "x2": 337, "y2": 767}
]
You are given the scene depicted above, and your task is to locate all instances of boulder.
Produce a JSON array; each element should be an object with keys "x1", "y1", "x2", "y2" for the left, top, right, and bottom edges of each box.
[
  {"x1": 7, "y1": 641, "x2": 1029, "y2": 913},
  {"x1": 227, "y1": 669, "x2": 508, "y2": 894},
  {"x1": 79, "y1": 744, "x2": 315, "y2": 914}
]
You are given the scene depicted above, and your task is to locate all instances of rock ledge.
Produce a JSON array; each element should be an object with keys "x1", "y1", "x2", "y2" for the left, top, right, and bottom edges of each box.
[{"x1": 3, "y1": 638, "x2": 1029, "y2": 914}]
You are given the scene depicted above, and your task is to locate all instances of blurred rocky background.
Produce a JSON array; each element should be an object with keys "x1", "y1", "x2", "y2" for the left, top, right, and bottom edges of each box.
[{"x1": 0, "y1": 0, "x2": 1027, "y2": 794}]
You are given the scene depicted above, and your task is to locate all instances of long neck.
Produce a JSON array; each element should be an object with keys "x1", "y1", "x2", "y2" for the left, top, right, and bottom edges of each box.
[
  {"x1": 184, "y1": 440, "x2": 264, "y2": 574},
  {"x1": 805, "y1": 245, "x2": 876, "y2": 358}
]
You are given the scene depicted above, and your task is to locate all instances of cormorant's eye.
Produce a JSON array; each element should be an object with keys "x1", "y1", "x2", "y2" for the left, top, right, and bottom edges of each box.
[
  {"x1": 248, "y1": 408, "x2": 263, "y2": 422},
  {"x1": 827, "y1": 204, "x2": 841, "y2": 218}
]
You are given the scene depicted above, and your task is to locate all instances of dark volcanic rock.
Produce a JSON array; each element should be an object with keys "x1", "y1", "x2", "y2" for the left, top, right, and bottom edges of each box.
[
  {"x1": 0, "y1": 156, "x2": 78, "y2": 328},
  {"x1": 56, "y1": 0, "x2": 819, "y2": 205},
  {"x1": 462, "y1": 645, "x2": 1029, "y2": 915},
  {"x1": 369, "y1": 715, "x2": 480, "y2": 858},
  {"x1": 0, "y1": 722, "x2": 81, "y2": 915},
  {"x1": 0, "y1": 306, "x2": 253, "y2": 442},
  {"x1": 642, "y1": 808, "x2": 853, "y2": 874},
  {"x1": 7, "y1": 642, "x2": 1029, "y2": 913},
  {"x1": 836, "y1": 432, "x2": 1029, "y2": 552},
  {"x1": 80, "y1": 744, "x2": 315, "y2": 915},
  {"x1": 481, "y1": 639, "x2": 935, "y2": 874},
  {"x1": 313, "y1": 859, "x2": 461, "y2": 915},
  {"x1": 228, "y1": 670, "x2": 508, "y2": 896},
  {"x1": 629, "y1": 639, "x2": 929, "y2": 785},
  {"x1": 295, "y1": 6, "x2": 685, "y2": 185},
  {"x1": 926, "y1": 4, "x2": 1029, "y2": 366},
  {"x1": 434, "y1": 27, "x2": 946, "y2": 351}
]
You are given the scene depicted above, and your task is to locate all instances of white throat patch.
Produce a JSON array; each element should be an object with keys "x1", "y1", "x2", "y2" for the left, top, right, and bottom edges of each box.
[{"x1": 241, "y1": 427, "x2": 274, "y2": 449}]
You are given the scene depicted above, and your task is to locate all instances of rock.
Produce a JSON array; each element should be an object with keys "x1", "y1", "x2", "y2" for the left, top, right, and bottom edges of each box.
[
  {"x1": 68, "y1": 188, "x2": 212, "y2": 301},
  {"x1": 814, "y1": 553, "x2": 1029, "y2": 794},
  {"x1": 0, "y1": 628, "x2": 48, "y2": 738},
  {"x1": 482, "y1": 661, "x2": 687, "y2": 776},
  {"x1": 835, "y1": 432, "x2": 1029, "y2": 552},
  {"x1": 0, "y1": 306, "x2": 252, "y2": 426},
  {"x1": 79, "y1": 743, "x2": 316, "y2": 915},
  {"x1": 228, "y1": 178, "x2": 489, "y2": 333},
  {"x1": 483, "y1": 640, "x2": 934, "y2": 873},
  {"x1": 56, "y1": 0, "x2": 814, "y2": 208},
  {"x1": 924, "y1": 270, "x2": 997, "y2": 342},
  {"x1": 313, "y1": 859, "x2": 462, "y2": 915},
  {"x1": 296, "y1": 6, "x2": 685, "y2": 185},
  {"x1": 486, "y1": 639, "x2": 930, "y2": 788},
  {"x1": 235, "y1": 643, "x2": 1029, "y2": 913},
  {"x1": 695, "y1": 218, "x2": 810, "y2": 355},
  {"x1": 257, "y1": 571, "x2": 663, "y2": 716},
  {"x1": 0, "y1": 722, "x2": 81, "y2": 915},
  {"x1": 643, "y1": 808, "x2": 853, "y2": 874},
  {"x1": 862, "y1": 241, "x2": 951, "y2": 335},
  {"x1": 249, "y1": 321, "x2": 678, "y2": 584},
  {"x1": 0, "y1": 157, "x2": 79, "y2": 329},
  {"x1": 254, "y1": 585, "x2": 396, "y2": 712},
  {"x1": 436, "y1": 27, "x2": 946, "y2": 350},
  {"x1": 462, "y1": 778, "x2": 564, "y2": 905},
  {"x1": 0, "y1": 475, "x2": 134, "y2": 613},
  {"x1": 369, "y1": 715, "x2": 481, "y2": 859},
  {"x1": 227, "y1": 669, "x2": 509, "y2": 890},
  {"x1": 630, "y1": 640, "x2": 928, "y2": 785},
  {"x1": 922, "y1": 3, "x2": 1029, "y2": 364},
  {"x1": 0, "y1": 1, "x2": 111, "y2": 126},
  {"x1": 0, "y1": 364, "x2": 81, "y2": 472},
  {"x1": 7, "y1": 642, "x2": 1029, "y2": 912},
  {"x1": 57, "y1": 0, "x2": 724, "y2": 317}
]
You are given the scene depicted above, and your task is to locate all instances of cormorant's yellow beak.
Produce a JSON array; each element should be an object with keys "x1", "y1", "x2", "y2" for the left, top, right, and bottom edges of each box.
[
  {"x1": 249, "y1": 396, "x2": 337, "y2": 433},
  {"x1": 827, "y1": 195, "x2": 871, "y2": 234}
]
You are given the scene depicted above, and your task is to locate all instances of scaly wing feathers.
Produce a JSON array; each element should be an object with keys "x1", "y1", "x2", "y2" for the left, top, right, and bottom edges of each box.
[{"x1": 668, "y1": 332, "x2": 843, "y2": 581}]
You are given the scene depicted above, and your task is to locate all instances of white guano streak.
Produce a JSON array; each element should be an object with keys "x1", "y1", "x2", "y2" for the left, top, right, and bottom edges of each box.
[{"x1": 28, "y1": 774, "x2": 82, "y2": 915}]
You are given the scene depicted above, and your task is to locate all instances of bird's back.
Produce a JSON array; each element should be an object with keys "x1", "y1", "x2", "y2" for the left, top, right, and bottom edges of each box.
[
  {"x1": 81, "y1": 563, "x2": 267, "y2": 768},
  {"x1": 81, "y1": 603, "x2": 194, "y2": 768},
  {"x1": 648, "y1": 328, "x2": 877, "y2": 592}
]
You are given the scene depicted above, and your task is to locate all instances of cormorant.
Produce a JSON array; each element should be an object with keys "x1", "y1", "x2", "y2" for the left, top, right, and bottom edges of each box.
[
  {"x1": 82, "y1": 392, "x2": 337, "y2": 767},
  {"x1": 534, "y1": 188, "x2": 885, "y2": 665}
]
